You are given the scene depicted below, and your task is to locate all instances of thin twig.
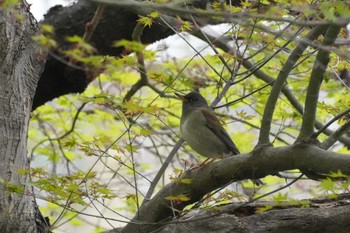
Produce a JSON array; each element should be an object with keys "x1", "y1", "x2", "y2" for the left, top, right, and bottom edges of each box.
[
  {"x1": 30, "y1": 102, "x2": 87, "y2": 160},
  {"x1": 159, "y1": 15, "x2": 224, "y2": 80},
  {"x1": 214, "y1": 81, "x2": 274, "y2": 109},
  {"x1": 321, "y1": 120, "x2": 350, "y2": 150},
  {"x1": 123, "y1": 22, "x2": 148, "y2": 103},
  {"x1": 82, "y1": 4, "x2": 105, "y2": 42},
  {"x1": 141, "y1": 138, "x2": 185, "y2": 207},
  {"x1": 313, "y1": 108, "x2": 350, "y2": 138}
]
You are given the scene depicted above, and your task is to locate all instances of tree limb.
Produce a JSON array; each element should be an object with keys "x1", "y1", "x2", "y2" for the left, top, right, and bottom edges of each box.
[
  {"x1": 298, "y1": 25, "x2": 342, "y2": 140},
  {"x1": 157, "y1": 194, "x2": 350, "y2": 233},
  {"x1": 258, "y1": 25, "x2": 327, "y2": 146},
  {"x1": 121, "y1": 144, "x2": 350, "y2": 233}
]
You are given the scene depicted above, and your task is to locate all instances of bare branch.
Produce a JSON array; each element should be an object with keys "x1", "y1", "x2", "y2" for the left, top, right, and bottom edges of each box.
[
  {"x1": 123, "y1": 22, "x2": 148, "y2": 103},
  {"x1": 313, "y1": 108, "x2": 350, "y2": 138},
  {"x1": 258, "y1": 25, "x2": 327, "y2": 146},
  {"x1": 298, "y1": 25, "x2": 342, "y2": 140},
  {"x1": 82, "y1": 4, "x2": 105, "y2": 42},
  {"x1": 141, "y1": 138, "x2": 185, "y2": 207},
  {"x1": 321, "y1": 120, "x2": 350, "y2": 150}
]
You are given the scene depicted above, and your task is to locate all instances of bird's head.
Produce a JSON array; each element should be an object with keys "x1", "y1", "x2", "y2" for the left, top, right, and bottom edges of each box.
[{"x1": 175, "y1": 92, "x2": 209, "y2": 111}]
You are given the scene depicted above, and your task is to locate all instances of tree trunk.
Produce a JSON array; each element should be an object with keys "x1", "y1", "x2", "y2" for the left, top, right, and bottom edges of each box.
[{"x1": 0, "y1": 1, "x2": 50, "y2": 232}]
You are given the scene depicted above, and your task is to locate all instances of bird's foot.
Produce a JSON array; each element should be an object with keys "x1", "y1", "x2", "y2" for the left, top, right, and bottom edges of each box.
[{"x1": 187, "y1": 158, "x2": 217, "y2": 171}]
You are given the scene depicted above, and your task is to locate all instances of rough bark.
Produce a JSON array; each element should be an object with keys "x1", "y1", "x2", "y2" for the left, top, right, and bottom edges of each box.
[
  {"x1": 157, "y1": 195, "x2": 350, "y2": 233},
  {"x1": 109, "y1": 194, "x2": 350, "y2": 233},
  {"x1": 0, "y1": 2, "x2": 50, "y2": 233}
]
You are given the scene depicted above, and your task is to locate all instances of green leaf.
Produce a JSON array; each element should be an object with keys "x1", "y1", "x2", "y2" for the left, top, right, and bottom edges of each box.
[
  {"x1": 165, "y1": 194, "x2": 191, "y2": 201},
  {"x1": 138, "y1": 16, "x2": 153, "y2": 27},
  {"x1": 149, "y1": 11, "x2": 159, "y2": 19},
  {"x1": 320, "y1": 178, "x2": 335, "y2": 191},
  {"x1": 113, "y1": 39, "x2": 146, "y2": 52},
  {"x1": 273, "y1": 193, "x2": 288, "y2": 205},
  {"x1": 39, "y1": 24, "x2": 55, "y2": 34},
  {"x1": 256, "y1": 205, "x2": 273, "y2": 213}
]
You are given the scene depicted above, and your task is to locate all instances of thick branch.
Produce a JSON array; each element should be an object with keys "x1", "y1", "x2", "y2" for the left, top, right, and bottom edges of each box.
[
  {"x1": 258, "y1": 25, "x2": 327, "y2": 145},
  {"x1": 121, "y1": 144, "x2": 350, "y2": 233},
  {"x1": 242, "y1": 59, "x2": 350, "y2": 147},
  {"x1": 298, "y1": 25, "x2": 342, "y2": 139},
  {"x1": 157, "y1": 195, "x2": 350, "y2": 233}
]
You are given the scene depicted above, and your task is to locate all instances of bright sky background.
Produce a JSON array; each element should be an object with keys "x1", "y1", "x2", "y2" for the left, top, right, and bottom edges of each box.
[{"x1": 28, "y1": 0, "x2": 74, "y2": 20}]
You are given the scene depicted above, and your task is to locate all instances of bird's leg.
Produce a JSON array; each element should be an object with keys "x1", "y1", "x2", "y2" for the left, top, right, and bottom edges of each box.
[
  {"x1": 186, "y1": 158, "x2": 217, "y2": 171},
  {"x1": 200, "y1": 158, "x2": 213, "y2": 166}
]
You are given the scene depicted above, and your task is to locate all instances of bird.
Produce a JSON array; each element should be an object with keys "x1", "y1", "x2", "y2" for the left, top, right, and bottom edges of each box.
[{"x1": 176, "y1": 91, "x2": 263, "y2": 185}]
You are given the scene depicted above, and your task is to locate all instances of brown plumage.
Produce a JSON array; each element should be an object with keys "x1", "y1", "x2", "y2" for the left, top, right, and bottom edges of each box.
[{"x1": 176, "y1": 91, "x2": 263, "y2": 185}]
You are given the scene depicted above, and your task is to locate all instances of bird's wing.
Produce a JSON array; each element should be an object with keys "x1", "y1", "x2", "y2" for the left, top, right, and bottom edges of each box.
[{"x1": 201, "y1": 108, "x2": 240, "y2": 155}]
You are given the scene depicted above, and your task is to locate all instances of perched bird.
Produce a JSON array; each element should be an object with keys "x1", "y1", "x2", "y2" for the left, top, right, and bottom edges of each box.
[{"x1": 176, "y1": 91, "x2": 262, "y2": 185}]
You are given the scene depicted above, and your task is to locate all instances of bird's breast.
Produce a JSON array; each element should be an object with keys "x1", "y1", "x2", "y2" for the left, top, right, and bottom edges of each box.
[{"x1": 180, "y1": 110, "x2": 228, "y2": 158}]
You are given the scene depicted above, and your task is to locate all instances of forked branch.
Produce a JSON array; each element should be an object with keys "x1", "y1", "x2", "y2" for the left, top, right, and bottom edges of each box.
[
  {"x1": 298, "y1": 25, "x2": 342, "y2": 140},
  {"x1": 258, "y1": 25, "x2": 327, "y2": 146}
]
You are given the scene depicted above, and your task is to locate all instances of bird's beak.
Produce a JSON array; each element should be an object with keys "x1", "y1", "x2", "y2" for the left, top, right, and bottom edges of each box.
[{"x1": 175, "y1": 93, "x2": 187, "y2": 102}]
